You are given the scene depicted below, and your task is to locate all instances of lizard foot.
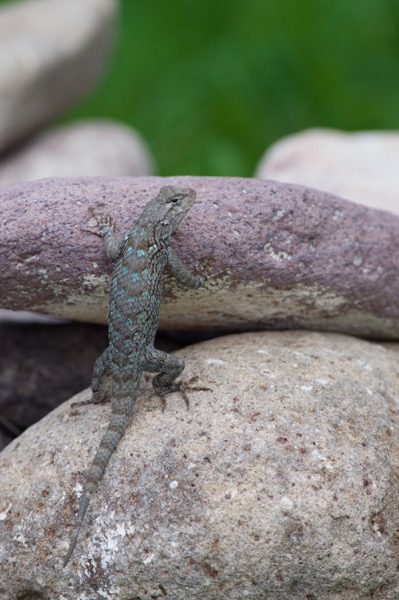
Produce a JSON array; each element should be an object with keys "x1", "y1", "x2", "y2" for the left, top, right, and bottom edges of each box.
[
  {"x1": 194, "y1": 258, "x2": 235, "y2": 293},
  {"x1": 71, "y1": 389, "x2": 111, "y2": 408},
  {"x1": 84, "y1": 206, "x2": 116, "y2": 238},
  {"x1": 157, "y1": 376, "x2": 211, "y2": 412}
]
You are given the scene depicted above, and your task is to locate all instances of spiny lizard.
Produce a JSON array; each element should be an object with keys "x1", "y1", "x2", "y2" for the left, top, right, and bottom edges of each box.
[{"x1": 63, "y1": 185, "x2": 206, "y2": 566}]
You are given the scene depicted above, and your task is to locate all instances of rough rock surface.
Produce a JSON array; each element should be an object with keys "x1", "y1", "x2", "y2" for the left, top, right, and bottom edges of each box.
[
  {"x1": 0, "y1": 120, "x2": 154, "y2": 184},
  {"x1": 0, "y1": 0, "x2": 116, "y2": 153},
  {"x1": 1, "y1": 331, "x2": 399, "y2": 599},
  {"x1": 1, "y1": 175, "x2": 399, "y2": 338},
  {"x1": 255, "y1": 128, "x2": 399, "y2": 214}
]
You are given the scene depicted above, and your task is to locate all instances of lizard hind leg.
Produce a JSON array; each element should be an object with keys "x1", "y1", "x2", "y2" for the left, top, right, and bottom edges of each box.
[
  {"x1": 141, "y1": 346, "x2": 210, "y2": 410},
  {"x1": 71, "y1": 349, "x2": 112, "y2": 409},
  {"x1": 91, "y1": 349, "x2": 112, "y2": 403}
]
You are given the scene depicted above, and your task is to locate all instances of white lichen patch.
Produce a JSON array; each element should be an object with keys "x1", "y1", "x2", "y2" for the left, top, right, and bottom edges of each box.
[
  {"x1": 205, "y1": 358, "x2": 225, "y2": 366},
  {"x1": 72, "y1": 482, "x2": 84, "y2": 498},
  {"x1": 143, "y1": 553, "x2": 155, "y2": 565},
  {"x1": 28, "y1": 274, "x2": 399, "y2": 337},
  {"x1": 76, "y1": 508, "x2": 136, "y2": 575},
  {"x1": 0, "y1": 502, "x2": 12, "y2": 521},
  {"x1": 31, "y1": 276, "x2": 108, "y2": 322},
  {"x1": 82, "y1": 273, "x2": 109, "y2": 290},
  {"x1": 263, "y1": 242, "x2": 293, "y2": 261},
  {"x1": 280, "y1": 496, "x2": 295, "y2": 511},
  {"x1": 159, "y1": 278, "x2": 398, "y2": 337},
  {"x1": 357, "y1": 358, "x2": 373, "y2": 371},
  {"x1": 290, "y1": 350, "x2": 313, "y2": 360}
]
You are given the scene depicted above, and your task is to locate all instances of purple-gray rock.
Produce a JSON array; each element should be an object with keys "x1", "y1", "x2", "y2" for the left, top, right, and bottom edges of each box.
[{"x1": 1, "y1": 176, "x2": 398, "y2": 338}]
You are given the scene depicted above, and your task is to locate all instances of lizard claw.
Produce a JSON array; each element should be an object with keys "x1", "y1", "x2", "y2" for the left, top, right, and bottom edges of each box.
[
  {"x1": 194, "y1": 259, "x2": 234, "y2": 294},
  {"x1": 85, "y1": 207, "x2": 116, "y2": 237},
  {"x1": 194, "y1": 258, "x2": 233, "y2": 286},
  {"x1": 175, "y1": 376, "x2": 212, "y2": 410},
  {"x1": 153, "y1": 376, "x2": 211, "y2": 412},
  {"x1": 83, "y1": 227, "x2": 103, "y2": 238},
  {"x1": 194, "y1": 258, "x2": 212, "y2": 280}
]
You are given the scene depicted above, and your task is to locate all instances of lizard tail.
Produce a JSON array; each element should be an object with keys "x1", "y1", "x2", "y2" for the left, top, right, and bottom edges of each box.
[{"x1": 63, "y1": 381, "x2": 139, "y2": 567}]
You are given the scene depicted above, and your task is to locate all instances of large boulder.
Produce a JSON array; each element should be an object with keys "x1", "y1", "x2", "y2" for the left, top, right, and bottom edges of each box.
[{"x1": 1, "y1": 331, "x2": 399, "y2": 598}]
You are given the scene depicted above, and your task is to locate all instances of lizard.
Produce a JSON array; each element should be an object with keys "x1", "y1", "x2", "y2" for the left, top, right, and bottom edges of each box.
[{"x1": 63, "y1": 185, "x2": 207, "y2": 567}]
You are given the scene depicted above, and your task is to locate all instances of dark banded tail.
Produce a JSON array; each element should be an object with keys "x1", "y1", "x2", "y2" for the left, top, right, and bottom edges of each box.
[{"x1": 63, "y1": 381, "x2": 139, "y2": 566}]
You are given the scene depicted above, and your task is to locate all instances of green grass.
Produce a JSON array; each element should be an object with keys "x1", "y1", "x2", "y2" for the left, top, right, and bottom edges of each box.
[{"x1": 3, "y1": 0, "x2": 399, "y2": 176}]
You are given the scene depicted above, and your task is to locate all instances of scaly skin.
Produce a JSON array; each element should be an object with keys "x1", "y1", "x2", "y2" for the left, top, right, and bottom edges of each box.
[{"x1": 63, "y1": 186, "x2": 206, "y2": 566}]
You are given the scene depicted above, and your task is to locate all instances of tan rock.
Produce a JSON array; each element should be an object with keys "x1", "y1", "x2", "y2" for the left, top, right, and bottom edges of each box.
[
  {"x1": 1, "y1": 331, "x2": 399, "y2": 598},
  {"x1": 0, "y1": 120, "x2": 154, "y2": 183},
  {"x1": 0, "y1": 0, "x2": 116, "y2": 153},
  {"x1": 1, "y1": 176, "x2": 399, "y2": 339},
  {"x1": 255, "y1": 128, "x2": 399, "y2": 215}
]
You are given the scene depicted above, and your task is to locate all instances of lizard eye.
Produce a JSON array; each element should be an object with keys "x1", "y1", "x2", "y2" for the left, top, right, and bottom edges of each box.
[{"x1": 169, "y1": 196, "x2": 180, "y2": 204}]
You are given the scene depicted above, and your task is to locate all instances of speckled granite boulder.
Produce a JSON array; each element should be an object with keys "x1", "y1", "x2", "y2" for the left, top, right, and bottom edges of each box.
[
  {"x1": 0, "y1": 121, "x2": 154, "y2": 184},
  {"x1": 255, "y1": 128, "x2": 399, "y2": 214},
  {"x1": 0, "y1": 0, "x2": 116, "y2": 153},
  {"x1": 1, "y1": 331, "x2": 399, "y2": 598},
  {"x1": 1, "y1": 176, "x2": 398, "y2": 338}
]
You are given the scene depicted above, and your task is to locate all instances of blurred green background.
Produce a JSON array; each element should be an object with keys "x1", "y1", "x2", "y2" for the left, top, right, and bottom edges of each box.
[{"x1": 4, "y1": 0, "x2": 399, "y2": 176}]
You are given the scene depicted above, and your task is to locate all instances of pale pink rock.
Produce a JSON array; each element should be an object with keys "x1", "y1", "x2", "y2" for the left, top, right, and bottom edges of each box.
[
  {"x1": 0, "y1": 120, "x2": 154, "y2": 184},
  {"x1": 255, "y1": 128, "x2": 399, "y2": 214},
  {"x1": 0, "y1": 0, "x2": 116, "y2": 153}
]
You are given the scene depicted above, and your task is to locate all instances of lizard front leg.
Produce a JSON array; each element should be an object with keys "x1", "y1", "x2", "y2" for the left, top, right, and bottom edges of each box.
[
  {"x1": 86, "y1": 207, "x2": 125, "y2": 261},
  {"x1": 167, "y1": 247, "x2": 207, "y2": 288}
]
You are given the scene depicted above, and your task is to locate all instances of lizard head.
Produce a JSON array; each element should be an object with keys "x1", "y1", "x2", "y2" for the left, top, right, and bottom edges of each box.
[{"x1": 143, "y1": 185, "x2": 197, "y2": 238}]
